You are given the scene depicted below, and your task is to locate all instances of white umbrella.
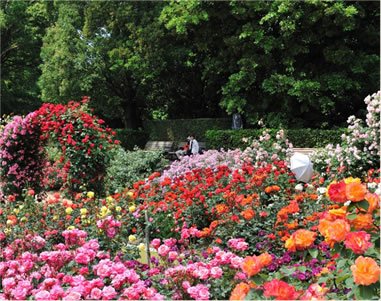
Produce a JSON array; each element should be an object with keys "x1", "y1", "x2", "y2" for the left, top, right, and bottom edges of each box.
[{"x1": 290, "y1": 153, "x2": 314, "y2": 183}]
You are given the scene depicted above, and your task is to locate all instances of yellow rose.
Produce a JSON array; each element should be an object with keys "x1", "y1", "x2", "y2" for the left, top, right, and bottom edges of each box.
[
  {"x1": 106, "y1": 196, "x2": 114, "y2": 202},
  {"x1": 115, "y1": 206, "x2": 122, "y2": 212},
  {"x1": 138, "y1": 243, "x2": 146, "y2": 251},
  {"x1": 129, "y1": 205, "x2": 136, "y2": 213},
  {"x1": 80, "y1": 208, "x2": 88, "y2": 215},
  {"x1": 127, "y1": 191, "x2": 134, "y2": 198},
  {"x1": 65, "y1": 207, "x2": 73, "y2": 215},
  {"x1": 87, "y1": 191, "x2": 95, "y2": 198},
  {"x1": 67, "y1": 226, "x2": 75, "y2": 230},
  {"x1": 13, "y1": 209, "x2": 20, "y2": 214},
  {"x1": 4, "y1": 228, "x2": 11, "y2": 234},
  {"x1": 53, "y1": 215, "x2": 59, "y2": 221},
  {"x1": 6, "y1": 219, "x2": 13, "y2": 226},
  {"x1": 344, "y1": 177, "x2": 361, "y2": 184},
  {"x1": 128, "y1": 235, "x2": 137, "y2": 243}
]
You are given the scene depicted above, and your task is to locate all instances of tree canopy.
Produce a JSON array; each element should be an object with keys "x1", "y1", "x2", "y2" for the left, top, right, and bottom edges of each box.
[{"x1": 1, "y1": 0, "x2": 379, "y2": 129}]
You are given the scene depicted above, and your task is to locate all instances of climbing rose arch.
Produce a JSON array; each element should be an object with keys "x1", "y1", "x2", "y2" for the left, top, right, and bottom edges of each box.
[{"x1": 0, "y1": 97, "x2": 118, "y2": 199}]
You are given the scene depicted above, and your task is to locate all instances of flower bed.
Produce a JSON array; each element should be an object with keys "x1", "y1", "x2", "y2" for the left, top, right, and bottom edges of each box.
[{"x1": 0, "y1": 92, "x2": 379, "y2": 300}]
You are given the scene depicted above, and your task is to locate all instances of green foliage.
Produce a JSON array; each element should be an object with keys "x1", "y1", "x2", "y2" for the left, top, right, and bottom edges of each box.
[
  {"x1": 205, "y1": 128, "x2": 346, "y2": 150},
  {"x1": 104, "y1": 147, "x2": 168, "y2": 194},
  {"x1": 286, "y1": 128, "x2": 346, "y2": 148},
  {"x1": 39, "y1": 1, "x2": 86, "y2": 103},
  {"x1": 143, "y1": 118, "x2": 231, "y2": 141},
  {"x1": 0, "y1": 0, "x2": 47, "y2": 115},
  {"x1": 4, "y1": 0, "x2": 380, "y2": 130},
  {"x1": 114, "y1": 128, "x2": 149, "y2": 151}
]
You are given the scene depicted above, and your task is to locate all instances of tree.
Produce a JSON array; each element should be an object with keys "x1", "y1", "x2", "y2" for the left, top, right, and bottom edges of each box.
[
  {"x1": 38, "y1": 0, "x2": 87, "y2": 103},
  {"x1": 0, "y1": 0, "x2": 48, "y2": 115},
  {"x1": 159, "y1": 0, "x2": 380, "y2": 128}
]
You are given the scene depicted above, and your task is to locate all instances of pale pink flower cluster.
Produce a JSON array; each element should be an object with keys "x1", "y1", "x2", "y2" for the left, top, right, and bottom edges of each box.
[
  {"x1": 161, "y1": 149, "x2": 251, "y2": 181},
  {"x1": 150, "y1": 239, "x2": 245, "y2": 300},
  {"x1": 228, "y1": 238, "x2": 249, "y2": 251},
  {"x1": 96, "y1": 216, "x2": 122, "y2": 238},
  {"x1": 242, "y1": 129, "x2": 293, "y2": 168},
  {"x1": 0, "y1": 229, "x2": 166, "y2": 300}
]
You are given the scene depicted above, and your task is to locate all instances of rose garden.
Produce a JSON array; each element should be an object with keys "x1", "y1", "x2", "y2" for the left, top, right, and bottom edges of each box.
[
  {"x1": 0, "y1": 91, "x2": 379, "y2": 300},
  {"x1": 1, "y1": 1, "x2": 380, "y2": 300}
]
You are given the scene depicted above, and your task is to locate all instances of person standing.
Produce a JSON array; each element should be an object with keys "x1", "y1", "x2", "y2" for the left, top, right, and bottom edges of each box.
[{"x1": 188, "y1": 134, "x2": 199, "y2": 155}]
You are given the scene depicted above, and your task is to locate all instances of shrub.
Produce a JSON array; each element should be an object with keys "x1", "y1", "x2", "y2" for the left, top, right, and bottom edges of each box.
[
  {"x1": 143, "y1": 118, "x2": 231, "y2": 141},
  {"x1": 312, "y1": 91, "x2": 380, "y2": 178},
  {"x1": 104, "y1": 147, "x2": 169, "y2": 194},
  {"x1": 114, "y1": 128, "x2": 149, "y2": 150},
  {"x1": 286, "y1": 128, "x2": 345, "y2": 148},
  {"x1": 205, "y1": 128, "x2": 346, "y2": 150},
  {"x1": 205, "y1": 129, "x2": 278, "y2": 149}
]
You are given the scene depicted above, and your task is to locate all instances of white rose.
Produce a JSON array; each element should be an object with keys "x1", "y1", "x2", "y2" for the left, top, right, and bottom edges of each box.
[{"x1": 295, "y1": 184, "x2": 304, "y2": 191}]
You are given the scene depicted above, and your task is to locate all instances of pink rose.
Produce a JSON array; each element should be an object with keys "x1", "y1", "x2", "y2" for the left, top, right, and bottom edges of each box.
[
  {"x1": 35, "y1": 290, "x2": 51, "y2": 301},
  {"x1": 90, "y1": 288, "x2": 102, "y2": 300},
  {"x1": 158, "y1": 245, "x2": 170, "y2": 257},
  {"x1": 102, "y1": 286, "x2": 117, "y2": 300},
  {"x1": 151, "y1": 239, "x2": 161, "y2": 249},
  {"x1": 75, "y1": 253, "x2": 91, "y2": 265},
  {"x1": 210, "y1": 266, "x2": 223, "y2": 279},
  {"x1": 62, "y1": 291, "x2": 81, "y2": 300},
  {"x1": 168, "y1": 251, "x2": 178, "y2": 261}
]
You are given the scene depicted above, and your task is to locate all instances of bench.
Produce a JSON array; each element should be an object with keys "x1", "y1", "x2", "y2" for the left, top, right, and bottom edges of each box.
[
  {"x1": 144, "y1": 141, "x2": 174, "y2": 152},
  {"x1": 292, "y1": 148, "x2": 318, "y2": 156},
  {"x1": 144, "y1": 141, "x2": 208, "y2": 160}
]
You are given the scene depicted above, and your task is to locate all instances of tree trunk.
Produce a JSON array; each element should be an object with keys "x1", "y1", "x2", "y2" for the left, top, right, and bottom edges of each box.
[{"x1": 122, "y1": 100, "x2": 141, "y2": 129}]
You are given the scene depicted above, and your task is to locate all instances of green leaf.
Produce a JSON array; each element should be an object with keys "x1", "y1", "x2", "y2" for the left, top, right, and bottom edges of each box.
[
  {"x1": 347, "y1": 213, "x2": 357, "y2": 220},
  {"x1": 355, "y1": 200, "x2": 369, "y2": 212},
  {"x1": 308, "y1": 248, "x2": 318, "y2": 258},
  {"x1": 251, "y1": 274, "x2": 265, "y2": 285},
  {"x1": 358, "y1": 285, "x2": 376, "y2": 300},
  {"x1": 345, "y1": 277, "x2": 354, "y2": 288}
]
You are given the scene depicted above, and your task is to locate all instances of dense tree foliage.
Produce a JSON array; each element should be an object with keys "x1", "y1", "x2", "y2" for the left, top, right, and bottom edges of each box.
[
  {"x1": 0, "y1": 0, "x2": 48, "y2": 114},
  {"x1": 1, "y1": 0, "x2": 379, "y2": 129}
]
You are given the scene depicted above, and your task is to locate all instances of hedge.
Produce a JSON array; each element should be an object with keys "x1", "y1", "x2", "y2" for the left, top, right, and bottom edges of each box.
[
  {"x1": 205, "y1": 128, "x2": 347, "y2": 149},
  {"x1": 114, "y1": 129, "x2": 149, "y2": 150},
  {"x1": 143, "y1": 118, "x2": 231, "y2": 142}
]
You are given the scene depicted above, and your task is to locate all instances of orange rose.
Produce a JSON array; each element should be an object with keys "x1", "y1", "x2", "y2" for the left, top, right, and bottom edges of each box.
[
  {"x1": 285, "y1": 229, "x2": 317, "y2": 252},
  {"x1": 258, "y1": 252, "x2": 273, "y2": 267},
  {"x1": 241, "y1": 256, "x2": 262, "y2": 277},
  {"x1": 351, "y1": 213, "x2": 374, "y2": 230},
  {"x1": 241, "y1": 208, "x2": 255, "y2": 220},
  {"x1": 215, "y1": 204, "x2": 229, "y2": 214},
  {"x1": 318, "y1": 218, "x2": 350, "y2": 246},
  {"x1": 365, "y1": 193, "x2": 380, "y2": 213},
  {"x1": 327, "y1": 181, "x2": 347, "y2": 203},
  {"x1": 350, "y1": 256, "x2": 380, "y2": 286},
  {"x1": 328, "y1": 207, "x2": 347, "y2": 219},
  {"x1": 265, "y1": 186, "x2": 273, "y2": 194},
  {"x1": 344, "y1": 231, "x2": 373, "y2": 254},
  {"x1": 346, "y1": 182, "x2": 367, "y2": 202},
  {"x1": 229, "y1": 282, "x2": 251, "y2": 301}
]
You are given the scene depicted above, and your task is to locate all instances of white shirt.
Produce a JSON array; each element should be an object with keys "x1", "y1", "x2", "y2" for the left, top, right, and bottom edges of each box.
[{"x1": 190, "y1": 139, "x2": 199, "y2": 155}]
